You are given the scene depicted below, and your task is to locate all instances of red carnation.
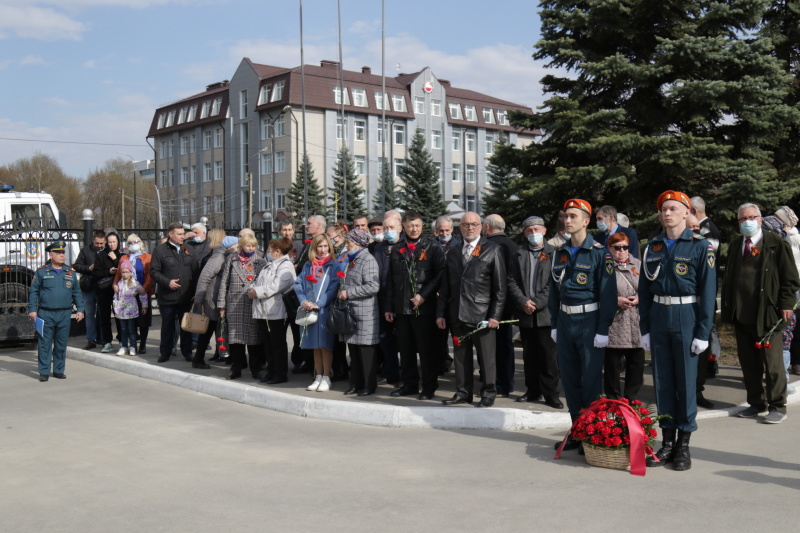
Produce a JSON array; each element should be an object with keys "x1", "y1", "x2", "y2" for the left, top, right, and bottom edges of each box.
[
  {"x1": 638, "y1": 407, "x2": 650, "y2": 415},
  {"x1": 452, "y1": 335, "x2": 461, "y2": 347},
  {"x1": 643, "y1": 416, "x2": 653, "y2": 425},
  {"x1": 631, "y1": 400, "x2": 643, "y2": 406},
  {"x1": 336, "y1": 271, "x2": 346, "y2": 279},
  {"x1": 219, "y1": 346, "x2": 227, "y2": 351},
  {"x1": 217, "y1": 337, "x2": 224, "y2": 342},
  {"x1": 611, "y1": 427, "x2": 622, "y2": 435},
  {"x1": 764, "y1": 343, "x2": 772, "y2": 349},
  {"x1": 398, "y1": 248, "x2": 407, "y2": 254},
  {"x1": 306, "y1": 274, "x2": 318, "y2": 283},
  {"x1": 591, "y1": 435, "x2": 604, "y2": 445},
  {"x1": 755, "y1": 342, "x2": 763, "y2": 349},
  {"x1": 304, "y1": 240, "x2": 312, "y2": 244},
  {"x1": 610, "y1": 436, "x2": 623, "y2": 446},
  {"x1": 649, "y1": 428, "x2": 658, "y2": 437},
  {"x1": 407, "y1": 242, "x2": 417, "y2": 251}
]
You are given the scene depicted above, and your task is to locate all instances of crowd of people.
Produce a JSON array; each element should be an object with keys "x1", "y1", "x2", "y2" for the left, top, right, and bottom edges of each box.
[{"x1": 62, "y1": 192, "x2": 800, "y2": 472}]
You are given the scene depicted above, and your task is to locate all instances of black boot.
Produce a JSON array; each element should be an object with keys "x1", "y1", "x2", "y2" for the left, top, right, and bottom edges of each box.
[
  {"x1": 672, "y1": 430, "x2": 692, "y2": 471},
  {"x1": 646, "y1": 428, "x2": 676, "y2": 467}
]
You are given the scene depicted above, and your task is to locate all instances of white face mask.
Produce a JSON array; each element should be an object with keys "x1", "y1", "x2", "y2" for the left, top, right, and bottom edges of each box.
[
  {"x1": 128, "y1": 243, "x2": 141, "y2": 253},
  {"x1": 372, "y1": 233, "x2": 385, "y2": 242},
  {"x1": 527, "y1": 233, "x2": 543, "y2": 247}
]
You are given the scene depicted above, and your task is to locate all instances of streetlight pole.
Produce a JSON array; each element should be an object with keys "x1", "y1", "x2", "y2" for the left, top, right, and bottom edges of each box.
[
  {"x1": 118, "y1": 152, "x2": 136, "y2": 227},
  {"x1": 266, "y1": 106, "x2": 291, "y2": 235}
]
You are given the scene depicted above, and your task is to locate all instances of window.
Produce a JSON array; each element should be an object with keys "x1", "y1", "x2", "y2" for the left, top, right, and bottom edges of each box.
[
  {"x1": 275, "y1": 152, "x2": 286, "y2": 173},
  {"x1": 452, "y1": 164, "x2": 461, "y2": 182},
  {"x1": 258, "y1": 85, "x2": 270, "y2": 105},
  {"x1": 168, "y1": 169, "x2": 174, "y2": 186},
  {"x1": 214, "y1": 195, "x2": 223, "y2": 213},
  {"x1": 466, "y1": 132, "x2": 476, "y2": 152},
  {"x1": 180, "y1": 136, "x2": 189, "y2": 155},
  {"x1": 214, "y1": 161, "x2": 222, "y2": 180},
  {"x1": 203, "y1": 131, "x2": 212, "y2": 150},
  {"x1": 214, "y1": 128, "x2": 222, "y2": 147},
  {"x1": 276, "y1": 188, "x2": 286, "y2": 209},
  {"x1": 449, "y1": 103, "x2": 462, "y2": 120},
  {"x1": 190, "y1": 134, "x2": 196, "y2": 153},
  {"x1": 433, "y1": 162, "x2": 442, "y2": 181},
  {"x1": 240, "y1": 90, "x2": 248, "y2": 119},
  {"x1": 374, "y1": 91, "x2": 388, "y2": 110},
  {"x1": 393, "y1": 124, "x2": 406, "y2": 145},
  {"x1": 377, "y1": 120, "x2": 385, "y2": 143},
  {"x1": 485, "y1": 133, "x2": 495, "y2": 154},
  {"x1": 180, "y1": 199, "x2": 188, "y2": 217},
  {"x1": 431, "y1": 99, "x2": 441, "y2": 116},
  {"x1": 201, "y1": 101, "x2": 211, "y2": 119},
  {"x1": 177, "y1": 108, "x2": 187, "y2": 124},
  {"x1": 392, "y1": 94, "x2": 406, "y2": 112},
  {"x1": 452, "y1": 131, "x2": 461, "y2": 151},
  {"x1": 159, "y1": 170, "x2": 167, "y2": 186},
  {"x1": 354, "y1": 120, "x2": 366, "y2": 141},
  {"x1": 165, "y1": 110, "x2": 175, "y2": 127},
  {"x1": 497, "y1": 109, "x2": 507, "y2": 125},
  {"x1": 211, "y1": 97, "x2": 222, "y2": 116},
  {"x1": 168, "y1": 139, "x2": 174, "y2": 157},
  {"x1": 336, "y1": 118, "x2": 345, "y2": 140},
  {"x1": 352, "y1": 88, "x2": 367, "y2": 107},
  {"x1": 262, "y1": 191, "x2": 271, "y2": 211},
  {"x1": 189, "y1": 198, "x2": 196, "y2": 215},
  {"x1": 262, "y1": 118, "x2": 270, "y2": 140},
  {"x1": 393, "y1": 158, "x2": 405, "y2": 178},
  {"x1": 466, "y1": 164, "x2": 476, "y2": 182},
  {"x1": 274, "y1": 115, "x2": 285, "y2": 137},
  {"x1": 467, "y1": 195, "x2": 476, "y2": 212},
  {"x1": 271, "y1": 81, "x2": 285, "y2": 102},
  {"x1": 431, "y1": 130, "x2": 442, "y2": 150},
  {"x1": 190, "y1": 165, "x2": 197, "y2": 183},
  {"x1": 483, "y1": 107, "x2": 494, "y2": 123},
  {"x1": 203, "y1": 196, "x2": 211, "y2": 214},
  {"x1": 414, "y1": 96, "x2": 425, "y2": 114},
  {"x1": 261, "y1": 153, "x2": 272, "y2": 175},
  {"x1": 157, "y1": 113, "x2": 165, "y2": 129},
  {"x1": 333, "y1": 86, "x2": 350, "y2": 105},
  {"x1": 187, "y1": 104, "x2": 197, "y2": 122},
  {"x1": 203, "y1": 163, "x2": 212, "y2": 182},
  {"x1": 355, "y1": 155, "x2": 366, "y2": 175},
  {"x1": 464, "y1": 105, "x2": 477, "y2": 122},
  {"x1": 159, "y1": 141, "x2": 168, "y2": 159}
]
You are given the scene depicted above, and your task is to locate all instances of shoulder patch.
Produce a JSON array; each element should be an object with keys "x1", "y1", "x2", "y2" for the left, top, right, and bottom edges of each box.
[
  {"x1": 37, "y1": 265, "x2": 47, "y2": 269},
  {"x1": 593, "y1": 242, "x2": 604, "y2": 249},
  {"x1": 693, "y1": 234, "x2": 706, "y2": 240}
]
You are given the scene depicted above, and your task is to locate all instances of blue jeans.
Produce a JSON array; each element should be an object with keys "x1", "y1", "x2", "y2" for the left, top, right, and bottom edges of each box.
[
  {"x1": 119, "y1": 318, "x2": 138, "y2": 349},
  {"x1": 82, "y1": 290, "x2": 99, "y2": 344}
]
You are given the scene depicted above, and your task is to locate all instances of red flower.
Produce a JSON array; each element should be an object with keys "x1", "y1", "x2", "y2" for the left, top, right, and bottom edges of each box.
[
  {"x1": 452, "y1": 335, "x2": 461, "y2": 347},
  {"x1": 246, "y1": 275, "x2": 254, "y2": 282},
  {"x1": 638, "y1": 407, "x2": 650, "y2": 415},
  {"x1": 591, "y1": 434, "x2": 604, "y2": 445},
  {"x1": 398, "y1": 248, "x2": 407, "y2": 254},
  {"x1": 219, "y1": 345, "x2": 227, "y2": 351},
  {"x1": 217, "y1": 337, "x2": 224, "y2": 342},
  {"x1": 611, "y1": 427, "x2": 623, "y2": 435},
  {"x1": 336, "y1": 271, "x2": 346, "y2": 279},
  {"x1": 306, "y1": 274, "x2": 318, "y2": 283},
  {"x1": 755, "y1": 342, "x2": 763, "y2": 349},
  {"x1": 649, "y1": 428, "x2": 658, "y2": 437},
  {"x1": 642, "y1": 416, "x2": 653, "y2": 425},
  {"x1": 764, "y1": 343, "x2": 772, "y2": 349},
  {"x1": 407, "y1": 242, "x2": 417, "y2": 252},
  {"x1": 631, "y1": 400, "x2": 643, "y2": 406},
  {"x1": 304, "y1": 240, "x2": 312, "y2": 244}
]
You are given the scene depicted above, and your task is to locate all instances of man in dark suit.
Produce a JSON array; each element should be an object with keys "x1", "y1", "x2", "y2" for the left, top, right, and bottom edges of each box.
[
  {"x1": 433, "y1": 215, "x2": 461, "y2": 374},
  {"x1": 371, "y1": 211, "x2": 403, "y2": 384},
  {"x1": 595, "y1": 205, "x2": 640, "y2": 258},
  {"x1": 483, "y1": 214, "x2": 519, "y2": 397},
  {"x1": 437, "y1": 212, "x2": 507, "y2": 407},
  {"x1": 150, "y1": 222, "x2": 196, "y2": 363}
]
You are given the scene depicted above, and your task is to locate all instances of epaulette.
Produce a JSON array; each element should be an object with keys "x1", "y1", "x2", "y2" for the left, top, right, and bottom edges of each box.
[
  {"x1": 593, "y1": 242, "x2": 604, "y2": 249},
  {"x1": 693, "y1": 234, "x2": 706, "y2": 240},
  {"x1": 37, "y1": 265, "x2": 47, "y2": 269}
]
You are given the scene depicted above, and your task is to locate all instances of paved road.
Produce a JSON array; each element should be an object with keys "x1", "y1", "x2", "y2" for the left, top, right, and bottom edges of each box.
[{"x1": 2, "y1": 346, "x2": 800, "y2": 532}]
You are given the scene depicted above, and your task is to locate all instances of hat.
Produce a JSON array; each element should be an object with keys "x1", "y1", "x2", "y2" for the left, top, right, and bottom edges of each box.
[
  {"x1": 563, "y1": 199, "x2": 592, "y2": 216},
  {"x1": 762, "y1": 215, "x2": 787, "y2": 238},
  {"x1": 656, "y1": 190, "x2": 690, "y2": 211},
  {"x1": 522, "y1": 216, "x2": 545, "y2": 229},
  {"x1": 118, "y1": 260, "x2": 133, "y2": 272},
  {"x1": 367, "y1": 217, "x2": 383, "y2": 229},
  {"x1": 345, "y1": 228, "x2": 371, "y2": 248},
  {"x1": 775, "y1": 206, "x2": 798, "y2": 228},
  {"x1": 221, "y1": 236, "x2": 238, "y2": 249},
  {"x1": 46, "y1": 240, "x2": 66, "y2": 252}
]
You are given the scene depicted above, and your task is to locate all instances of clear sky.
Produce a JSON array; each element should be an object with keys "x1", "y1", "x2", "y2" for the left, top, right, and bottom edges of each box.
[{"x1": 0, "y1": 0, "x2": 548, "y2": 179}]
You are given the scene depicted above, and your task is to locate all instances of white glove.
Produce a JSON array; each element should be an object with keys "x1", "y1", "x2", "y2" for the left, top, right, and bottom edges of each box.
[
  {"x1": 593, "y1": 334, "x2": 609, "y2": 348},
  {"x1": 691, "y1": 338, "x2": 709, "y2": 355},
  {"x1": 550, "y1": 329, "x2": 557, "y2": 343},
  {"x1": 641, "y1": 333, "x2": 651, "y2": 351}
]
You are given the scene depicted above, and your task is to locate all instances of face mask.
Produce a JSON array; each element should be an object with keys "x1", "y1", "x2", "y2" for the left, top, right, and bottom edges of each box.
[
  {"x1": 437, "y1": 234, "x2": 452, "y2": 244},
  {"x1": 527, "y1": 233, "x2": 543, "y2": 246},
  {"x1": 241, "y1": 250, "x2": 255, "y2": 257},
  {"x1": 191, "y1": 237, "x2": 202, "y2": 243},
  {"x1": 384, "y1": 230, "x2": 398, "y2": 243},
  {"x1": 563, "y1": 232, "x2": 571, "y2": 240},
  {"x1": 597, "y1": 221, "x2": 609, "y2": 232},
  {"x1": 372, "y1": 233, "x2": 385, "y2": 242},
  {"x1": 346, "y1": 248, "x2": 360, "y2": 257},
  {"x1": 266, "y1": 253, "x2": 274, "y2": 261},
  {"x1": 128, "y1": 243, "x2": 141, "y2": 253},
  {"x1": 740, "y1": 220, "x2": 759, "y2": 236}
]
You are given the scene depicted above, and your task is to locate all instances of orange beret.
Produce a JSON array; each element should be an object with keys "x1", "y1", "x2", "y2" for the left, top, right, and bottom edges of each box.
[
  {"x1": 563, "y1": 198, "x2": 592, "y2": 216},
  {"x1": 656, "y1": 190, "x2": 690, "y2": 211}
]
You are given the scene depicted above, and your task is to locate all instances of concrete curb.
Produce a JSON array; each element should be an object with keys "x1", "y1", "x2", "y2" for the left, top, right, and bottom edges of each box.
[{"x1": 66, "y1": 347, "x2": 799, "y2": 432}]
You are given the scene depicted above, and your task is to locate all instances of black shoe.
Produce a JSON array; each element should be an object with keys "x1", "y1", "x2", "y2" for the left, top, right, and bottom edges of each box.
[
  {"x1": 647, "y1": 428, "x2": 676, "y2": 467},
  {"x1": 157, "y1": 356, "x2": 170, "y2": 363},
  {"x1": 672, "y1": 431, "x2": 692, "y2": 471},
  {"x1": 555, "y1": 435, "x2": 581, "y2": 451},
  {"x1": 543, "y1": 396, "x2": 564, "y2": 409},
  {"x1": 139, "y1": 347, "x2": 147, "y2": 355},
  {"x1": 263, "y1": 376, "x2": 288, "y2": 385},
  {"x1": 442, "y1": 395, "x2": 473, "y2": 405},
  {"x1": 39, "y1": 374, "x2": 49, "y2": 382},
  {"x1": 222, "y1": 357, "x2": 232, "y2": 365},
  {"x1": 83, "y1": 342, "x2": 96, "y2": 350},
  {"x1": 516, "y1": 392, "x2": 542, "y2": 403},
  {"x1": 192, "y1": 363, "x2": 211, "y2": 369},
  {"x1": 697, "y1": 393, "x2": 714, "y2": 409},
  {"x1": 184, "y1": 356, "x2": 193, "y2": 363},
  {"x1": 357, "y1": 389, "x2": 375, "y2": 397},
  {"x1": 227, "y1": 371, "x2": 242, "y2": 380},
  {"x1": 344, "y1": 387, "x2": 359, "y2": 395},
  {"x1": 478, "y1": 397, "x2": 495, "y2": 407},
  {"x1": 418, "y1": 391, "x2": 435, "y2": 400},
  {"x1": 53, "y1": 373, "x2": 66, "y2": 379},
  {"x1": 390, "y1": 385, "x2": 419, "y2": 397},
  {"x1": 251, "y1": 372, "x2": 262, "y2": 380}
]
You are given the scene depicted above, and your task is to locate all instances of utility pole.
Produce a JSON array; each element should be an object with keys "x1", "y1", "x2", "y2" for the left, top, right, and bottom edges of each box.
[
  {"x1": 247, "y1": 171, "x2": 253, "y2": 228},
  {"x1": 121, "y1": 188, "x2": 125, "y2": 229}
]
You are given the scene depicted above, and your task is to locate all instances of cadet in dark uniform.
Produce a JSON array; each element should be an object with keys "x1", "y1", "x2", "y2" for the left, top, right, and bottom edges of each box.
[
  {"x1": 548, "y1": 199, "x2": 617, "y2": 450},
  {"x1": 639, "y1": 190, "x2": 716, "y2": 471},
  {"x1": 28, "y1": 241, "x2": 85, "y2": 382}
]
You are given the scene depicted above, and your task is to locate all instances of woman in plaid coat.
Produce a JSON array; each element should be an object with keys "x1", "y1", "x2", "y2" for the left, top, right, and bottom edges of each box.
[
  {"x1": 338, "y1": 229, "x2": 380, "y2": 396},
  {"x1": 218, "y1": 233, "x2": 267, "y2": 380}
]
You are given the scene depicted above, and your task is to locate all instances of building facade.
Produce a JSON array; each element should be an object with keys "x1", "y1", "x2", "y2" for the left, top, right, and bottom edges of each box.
[{"x1": 147, "y1": 58, "x2": 536, "y2": 227}]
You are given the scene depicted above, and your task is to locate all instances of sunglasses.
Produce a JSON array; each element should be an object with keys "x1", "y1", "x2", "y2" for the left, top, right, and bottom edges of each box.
[{"x1": 611, "y1": 245, "x2": 629, "y2": 251}]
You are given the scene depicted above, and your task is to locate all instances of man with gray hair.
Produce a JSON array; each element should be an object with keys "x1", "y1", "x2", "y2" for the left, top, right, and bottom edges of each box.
[
  {"x1": 370, "y1": 210, "x2": 403, "y2": 384},
  {"x1": 295, "y1": 215, "x2": 326, "y2": 274},
  {"x1": 690, "y1": 196, "x2": 721, "y2": 253},
  {"x1": 432, "y1": 214, "x2": 460, "y2": 374},
  {"x1": 595, "y1": 205, "x2": 640, "y2": 258}
]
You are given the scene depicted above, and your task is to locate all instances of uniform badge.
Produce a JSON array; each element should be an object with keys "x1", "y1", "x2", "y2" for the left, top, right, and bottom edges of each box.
[
  {"x1": 576, "y1": 272, "x2": 588, "y2": 285},
  {"x1": 652, "y1": 244, "x2": 663, "y2": 252},
  {"x1": 707, "y1": 253, "x2": 715, "y2": 268},
  {"x1": 560, "y1": 255, "x2": 568, "y2": 263},
  {"x1": 605, "y1": 261, "x2": 613, "y2": 275},
  {"x1": 65, "y1": 281, "x2": 72, "y2": 288},
  {"x1": 675, "y1": 262, "x2": 688, "y2": 276}
]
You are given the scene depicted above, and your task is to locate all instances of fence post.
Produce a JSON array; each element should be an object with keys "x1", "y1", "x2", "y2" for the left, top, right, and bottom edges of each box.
[
  {"x1": 262, "y1": 213, "x2": 272, "y2": 252},
  {"x1": 82, "y1": 209, "x2": 94, "y2": 249}
]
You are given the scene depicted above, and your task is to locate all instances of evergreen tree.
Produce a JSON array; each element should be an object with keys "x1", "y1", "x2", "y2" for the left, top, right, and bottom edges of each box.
[
  {"x1": 482, "y1": 133, "x2": 521, "y2": 225},
  {"x1": 396, "y1": 130, "x2": 446, "y2": 225},
  {"x1": 372, "y1": 161, "x2": 399, "y2": 216},
  {"x1": 328, "y1": 147, "x2": 365, "y2": 223},
  {"x1": 285, "y1": 154, "x2": 326, "y2": 223},
  {"x1": 509, "y1": 0, "x2": 794, "y2": 233}
]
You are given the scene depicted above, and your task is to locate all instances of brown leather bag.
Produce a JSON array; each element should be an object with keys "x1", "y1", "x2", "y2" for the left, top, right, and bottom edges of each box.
[{"x1": 181, "y1": 304, "x2": 209, "y2": 334}]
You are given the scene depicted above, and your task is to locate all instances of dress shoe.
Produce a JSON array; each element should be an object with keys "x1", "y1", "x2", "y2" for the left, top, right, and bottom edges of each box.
[
  {"x1": 82, "y1": 342, "x2": 96, "y2": 350},
  {"x1": 357, "y1": 389, "x2": 375, "y2": 396},
  {"x1": 390, "y1": 385, "x2": 419, "y2": 397},
  {"x1": 418, "y1": 391, "x2": 435, "y2": 400},
  {"x1": 192, "y1": 363, "x2": 211, "y2": 370},
  {"x1": 543, "y1": 396, "x2": 564, "y2": 409},
  {"x1": 227, "y1": 370, "x2": 242, "y2": 380},
  {"x1": 251, "y1": 372, "x2": 263, "y2": 380},
  {"x1": 53, "y1": 373, "x2": 66, "y2": 379},
  {"x1": 157, "y1": 356, "x2": 170, "y2": 363},
  {"x1": 478, "y1": 397, "x2": 495, "y2": 407},
  {"x1": 516, "y1": 392, "x2": 542, "y2": 403},
  {"x1": 344, "y1": 387, "x2": 359, "y2": 395},
  {"x1": 263, "y1": 376, "x2": 288, "y2": 385},
  {"x1": 39, "y1": 374, "x2": 49, "y2": 382},
  {"x1": 696, "y1": 393, "x2": 714, "y2": 409},
  {"x1": 138, "y1": 346, "x2": 147, "y2": 355},
  {"x1": 442, "y1": 395, "x2": 473, "y2": 405},
  {"x1": 555, "y1": 435, "x2": 581, "y2": 451}
]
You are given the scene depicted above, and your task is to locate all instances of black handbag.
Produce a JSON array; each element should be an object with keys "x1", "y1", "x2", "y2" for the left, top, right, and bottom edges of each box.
[
  {"x1": 282, "y1": 289, "x2": 301, "y2": 319},
  {"x1": 96, "y1": 276, "x2": 114, "y2": 290},
  {"x1": 326, "y1": 298, "x2": 358, "y2": 336}
]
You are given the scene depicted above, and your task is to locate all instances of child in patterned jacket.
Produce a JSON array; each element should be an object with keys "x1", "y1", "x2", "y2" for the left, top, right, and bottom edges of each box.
[{"x1": 113, "y1": 260, "x2": 148, "y2": 356}]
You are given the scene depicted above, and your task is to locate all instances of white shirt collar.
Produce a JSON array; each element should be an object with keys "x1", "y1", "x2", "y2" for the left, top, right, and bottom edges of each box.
[
  {"x1": 743, "y1": 229, "x2": 763, "y2": 248},
  {"x1": 464, "y1": 235, "x2": 481, "y2": 248}
]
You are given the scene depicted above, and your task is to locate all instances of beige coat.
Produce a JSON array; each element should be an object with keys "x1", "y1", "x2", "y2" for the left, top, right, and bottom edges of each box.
[{"x1": 607, "y1": 256, "x2": 642, "y2": 349}]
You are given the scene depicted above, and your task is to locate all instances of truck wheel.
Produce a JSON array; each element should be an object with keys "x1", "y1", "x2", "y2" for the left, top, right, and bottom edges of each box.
[{"x1": 0, "y1": 282, "x2": 28, "y2": 305}]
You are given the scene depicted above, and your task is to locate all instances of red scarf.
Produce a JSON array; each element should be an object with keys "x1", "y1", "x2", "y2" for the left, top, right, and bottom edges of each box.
[
  {"x1": 238, "y1": 251, "x2": 253, "y2": 269},
  {"x1": 311, "y1": 255, "x2": 331, "y2": 277}
]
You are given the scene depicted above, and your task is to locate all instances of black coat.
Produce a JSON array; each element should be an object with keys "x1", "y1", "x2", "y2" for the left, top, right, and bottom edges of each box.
[
  {"x1": 507, "y1": 243, "x2": 555, "y2": 328},
  {"x1": 92, "y1": 247, "x2": 121, "y2": 290},
  {"x1": 73, "y1": 245, "x2": 98, "y2": 291},
  {"x1": 437, "y1": 236, "x2": 507, "y2": 326},
  {"x1": 486, "y1": 232, "x2": 518, "y2": 319},
  {"x1": 385, "y1": 235, "x2": 445, "y2": 316},
  {"x1": 371, "y1": 240, "x2": 396, "y2": 314},
  {"x1": 150, "y1": 241, "x2": 196, "y2": 305}
]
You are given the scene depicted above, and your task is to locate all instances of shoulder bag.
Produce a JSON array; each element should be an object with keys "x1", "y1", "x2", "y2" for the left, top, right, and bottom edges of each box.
[
  {"x1": 295, "y1": 267, "x2": 328, "y2": 327},
  {"x1": 181, "y1": 304, "x2": 210, "y2": 334},
  {"x1": 326, "y1": 297, "x2": 358, "y2": 336}
]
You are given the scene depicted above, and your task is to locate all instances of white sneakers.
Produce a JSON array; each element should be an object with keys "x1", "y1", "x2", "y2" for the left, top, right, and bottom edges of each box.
[
  {"x1": 129, "y1": 347, "x2": 136, "y2": 356},
  {"x1": 306, "y1": 375, "x2": 332, "y2": 392},
  {"x1": 116, "y1": 347, "x2": 127, "y2": 356}
]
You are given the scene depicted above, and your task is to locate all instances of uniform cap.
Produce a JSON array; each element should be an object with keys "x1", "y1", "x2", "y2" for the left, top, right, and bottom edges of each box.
[
  {"x1": 657, "y1": 190, "x2": 690, "y2": 211},
  {"x1": 563, "y1": 199, "x2": 592, "y2": 216},
  {"x1": 46, "y1": 240, "x2": 66, "y2": 252}
]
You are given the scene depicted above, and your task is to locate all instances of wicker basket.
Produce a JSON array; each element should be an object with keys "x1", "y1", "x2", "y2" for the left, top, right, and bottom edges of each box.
[{"x1": 583, "y1": 443, "x2": 630, "y2": 471}]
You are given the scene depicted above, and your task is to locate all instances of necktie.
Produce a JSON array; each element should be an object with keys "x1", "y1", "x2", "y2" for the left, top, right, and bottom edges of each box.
[
  {"x1": 743, "y1": 238, "x2": 751, "y2": 261},
  {"x1": 463, "y1": 244, "x2": 472, "y2": 266}
]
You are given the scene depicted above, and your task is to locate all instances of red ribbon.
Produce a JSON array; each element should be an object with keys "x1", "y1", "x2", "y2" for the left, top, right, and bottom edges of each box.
[{"x1": 554, "y1": 398, "x2": 655, "y2": 476}]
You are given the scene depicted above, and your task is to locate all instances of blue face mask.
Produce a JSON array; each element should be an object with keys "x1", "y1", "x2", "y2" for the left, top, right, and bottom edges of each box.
[
  {"x1": 740, "y1": 220, "x2": 759, "y2": 237},
  {"x1": 384, "y1": 230, "x2": 398, "y2": 243},
  {"x1": 527, "y1": 233, "x2": 543, "y2": 247},
  {"x1": 597, "y1": 220, "x2": 609, "y2": 232},
  {"x1": 346, "y1": 248, "x2": 360, "y2": 257},
  {"x1": 438, "y1": 234, "x2": 452, "y2": 244},
  {"x1": 266, "y1": 253, "x2": 274, "y2": 261},
  {"x1": 191, "y1": 237, "x2": 202, "y2": 243},
  {"x1": 240, "y1": 250, "x2": 255, "y2": 258}
]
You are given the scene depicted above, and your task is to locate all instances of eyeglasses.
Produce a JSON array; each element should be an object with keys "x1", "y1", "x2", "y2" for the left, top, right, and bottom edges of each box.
[
  {"x1": 738, "y1": 215, "x2": 760, "y2": 223},
  {"x1": 128, "y1": 240, "x2": 140, "y2": 244},
  {"x1": 461, "y1": 222, "x2": 481, "y2": 228},
  {"x1": 611, "y1": 245, "x2": 629, "y2": 251}
]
